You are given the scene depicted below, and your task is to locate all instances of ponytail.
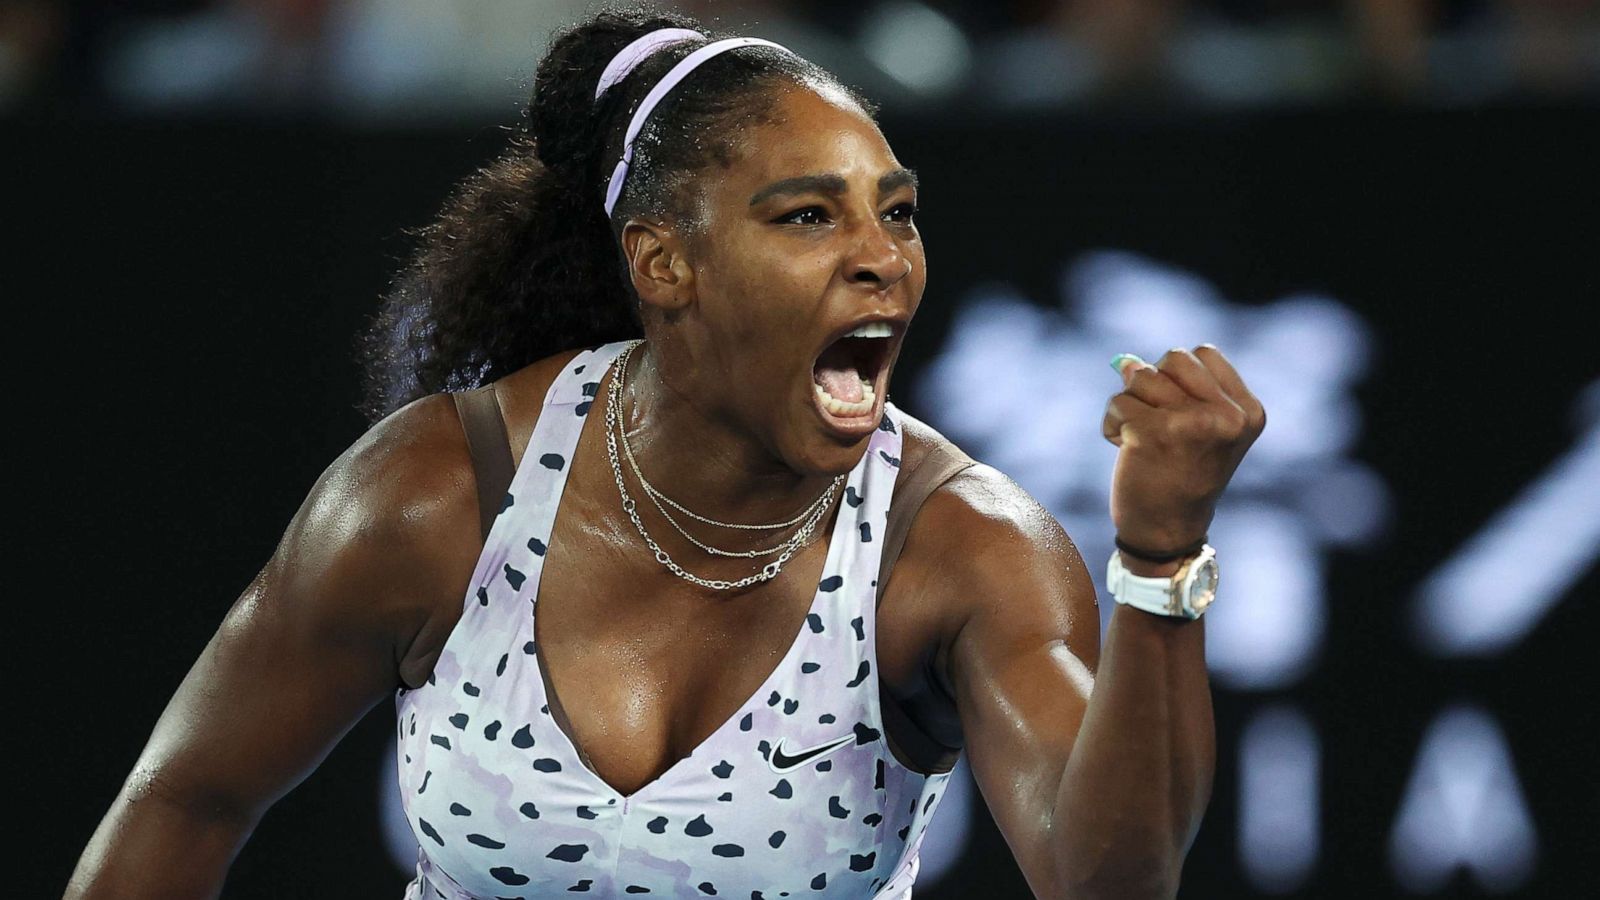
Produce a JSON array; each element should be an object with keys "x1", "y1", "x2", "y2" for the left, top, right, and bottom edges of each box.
[{"x1": 356, "y1": 134, "x2": 640, "y2": 423}]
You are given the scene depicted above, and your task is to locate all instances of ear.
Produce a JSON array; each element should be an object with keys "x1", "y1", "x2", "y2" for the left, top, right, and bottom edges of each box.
[{"x1": 620, "y1": 219, "x2": 694, "y2": 314}]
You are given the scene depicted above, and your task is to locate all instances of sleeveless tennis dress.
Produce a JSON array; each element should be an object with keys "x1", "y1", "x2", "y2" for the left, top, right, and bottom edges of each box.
[{"x1": 395, "y1": 341, "x2": 953, "y2": 898}]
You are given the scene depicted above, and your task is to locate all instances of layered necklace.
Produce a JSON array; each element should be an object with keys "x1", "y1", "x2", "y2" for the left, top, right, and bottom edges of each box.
[{"x1": 604, "y1": 341, "x2": 844, "y2": 591}]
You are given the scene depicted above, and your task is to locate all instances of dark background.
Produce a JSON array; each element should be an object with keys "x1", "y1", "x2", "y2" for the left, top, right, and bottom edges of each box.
[{"x1": 12, "y1": 105, "x2": 1598, "y2": 898}]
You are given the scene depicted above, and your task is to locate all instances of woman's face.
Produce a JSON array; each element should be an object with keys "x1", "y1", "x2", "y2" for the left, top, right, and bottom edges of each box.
[{"x1": 650, "y1": 82, "x2": 926, "y2": 476}]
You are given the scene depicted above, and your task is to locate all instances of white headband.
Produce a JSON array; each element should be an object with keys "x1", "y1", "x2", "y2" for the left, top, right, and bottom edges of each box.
[
  {"x1": 594, "y1": 30, "x2": 795, "y2": 217},
  {"x1": 593, "y1": 28, "x2": 702, "y2": 101}
]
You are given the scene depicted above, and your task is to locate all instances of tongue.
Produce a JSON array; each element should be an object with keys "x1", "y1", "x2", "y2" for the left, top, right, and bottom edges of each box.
[{"x1": 815, "y1": 364, "x2": 864, "y2": 403}]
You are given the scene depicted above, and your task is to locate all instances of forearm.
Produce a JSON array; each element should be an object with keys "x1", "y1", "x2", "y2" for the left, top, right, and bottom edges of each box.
[
  {"x1": 1049, "y1": 566, "x2": 1215, "y2": 898},
  {"x1": 66, "y1": 775, "x2": 255, "y2": 900}
]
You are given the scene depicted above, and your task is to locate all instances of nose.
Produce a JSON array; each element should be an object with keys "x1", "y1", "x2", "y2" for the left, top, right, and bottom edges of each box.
[{"x1": 843, "y1": 221, "x2": 912, "y2": 293}]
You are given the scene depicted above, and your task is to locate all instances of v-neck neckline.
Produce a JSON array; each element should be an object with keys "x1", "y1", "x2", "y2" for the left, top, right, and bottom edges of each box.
[{"x1": 525, "y1": 348, "x2": 857, "y2": 803}]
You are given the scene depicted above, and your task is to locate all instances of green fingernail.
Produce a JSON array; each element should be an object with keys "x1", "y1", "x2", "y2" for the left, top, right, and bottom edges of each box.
[{"x1": 1110, "y1": 352, "x2": 1143, "y2": 373}]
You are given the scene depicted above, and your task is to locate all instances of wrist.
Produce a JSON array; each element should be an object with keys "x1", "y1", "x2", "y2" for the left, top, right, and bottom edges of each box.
[
  {"x1": 1114, "y1": 532, "x2": 1208, "y2": 566},
  {"x1": 1118, "y1": 551, "x2": 1184, "y2": 578},
  {"x1": 1115, "y1": 518, "x2": 1210, "y2": 557}
]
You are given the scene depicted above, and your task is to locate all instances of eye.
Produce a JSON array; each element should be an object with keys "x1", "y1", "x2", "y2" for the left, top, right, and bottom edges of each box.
[
  {"x1": 883, "y1": 202, "x2": 918, "y2": 224},
  {"x1": 776, "y1": 206, "x2": 829, "y2": 226}
]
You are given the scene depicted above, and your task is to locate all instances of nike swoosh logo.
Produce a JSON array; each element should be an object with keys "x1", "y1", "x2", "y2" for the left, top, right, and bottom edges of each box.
[{"x1": 769, "y1": 734, "x2": 855, "y2": 773}]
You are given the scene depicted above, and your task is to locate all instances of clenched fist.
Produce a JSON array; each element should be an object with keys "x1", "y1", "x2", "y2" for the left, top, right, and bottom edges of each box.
[{"x1": 1102, "y1": 344, "x2": 1266, "y2": 560}]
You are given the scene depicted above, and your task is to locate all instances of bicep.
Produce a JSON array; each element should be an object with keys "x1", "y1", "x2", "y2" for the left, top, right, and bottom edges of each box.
[
  {"x1": 70, "y1": 535, "x2": 422, "y2": 897},
  {"x1": 67, "y1": 396, "x2": 478, "y2": 898},
  {"x1": 130, "y1": 557, "x2": 404, "y2": 823}
]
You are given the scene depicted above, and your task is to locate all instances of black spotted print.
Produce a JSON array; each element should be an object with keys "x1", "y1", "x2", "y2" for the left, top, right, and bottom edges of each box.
[{"x1": 393, "y1": 345, "x2": 952, "y2": 899}]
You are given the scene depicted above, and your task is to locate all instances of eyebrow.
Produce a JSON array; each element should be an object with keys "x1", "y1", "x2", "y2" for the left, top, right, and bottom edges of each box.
[{"x1": 748, "y1": 168, "x2": 919, "y2": 207}]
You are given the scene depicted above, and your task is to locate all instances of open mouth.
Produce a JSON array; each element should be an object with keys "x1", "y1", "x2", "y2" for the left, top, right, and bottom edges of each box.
[{"x1": 810, "y1": 321, "x2": 898, "y2": 432}]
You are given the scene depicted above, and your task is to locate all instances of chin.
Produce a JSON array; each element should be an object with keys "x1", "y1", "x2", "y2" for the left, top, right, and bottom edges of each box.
[{"x1": 782, "y1": 383, "x2": 887, "y2": 478}]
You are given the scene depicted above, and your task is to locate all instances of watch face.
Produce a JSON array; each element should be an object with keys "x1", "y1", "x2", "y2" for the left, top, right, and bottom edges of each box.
[{"x1": 1187, "y1": 557, "x2": 1220, "y2": 614}]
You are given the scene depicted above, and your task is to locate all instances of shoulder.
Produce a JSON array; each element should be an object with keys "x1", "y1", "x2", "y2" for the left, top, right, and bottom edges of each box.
[
  {"x1": 890, "y1": 411, "x2": 1099, "y2": 667},
  {"x1": 302, "y1": 347, "x2": 592, "y2": 675},
  {"x1": 309, "y1": 344, "x2": 585, "y2": 553},
  {"x1": 274, "y1": 348, "x2": 588, "y2": 679},
  {"x1": 893, "y1": 408, "x2": 1071, "y2": 569},
  {"x1": 489, "y1": 347, "x2": 588, "y2": 467},
  {"x1": 292, "y1": 392, "x2": 476, "y2": 558},
  {"x1": 264, "y1": 391, "x2": 481, "y2": 664}
]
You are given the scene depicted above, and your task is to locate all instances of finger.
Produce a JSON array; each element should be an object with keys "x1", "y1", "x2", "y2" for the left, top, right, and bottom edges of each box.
[
  {"x1": 1155, "y1": 347, "x2": 1230, "y2": 404},
  {"x1": 1192, "y1": 343, "x2": 1254, "y2": 400},
  {"x1": 1193, "y1": 344, "x2": 1266, "y2": 427},
  {"x1": 1112, "y1": 353, "x2": 1188, "y2": 408},
  {"x1": 1101, "y1": 391, "x2": 1154, "y2": 447}
]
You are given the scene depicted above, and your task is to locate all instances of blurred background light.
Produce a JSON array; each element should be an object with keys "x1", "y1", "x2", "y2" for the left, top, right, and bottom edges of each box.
[
  {"x1": 1413, "y1": 381, "x2": 1600, "y2": 657},
  {"x1": 858, "y1": 1, "x2": 972, "y2": 98},
  {"x1": 1388, "y1": 705, "x2": 1538, "y2": 894},
  {"x1": 910, "y1": 757, "x2": 973, "y2": 887},
  {"x1": 9, "y1": 0, "x2": 1594, "y2": 118},
  {"x1": 1238, "y1": 705, "x2": 1320, "y2": 894}
]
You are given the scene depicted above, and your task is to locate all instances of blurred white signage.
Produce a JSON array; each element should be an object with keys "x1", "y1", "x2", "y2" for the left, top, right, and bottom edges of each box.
[{"x1": 911, "y1": 249, "x2": 1390, "y2": 890}]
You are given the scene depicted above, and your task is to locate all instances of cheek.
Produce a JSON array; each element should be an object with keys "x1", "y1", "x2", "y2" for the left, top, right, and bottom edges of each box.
[{"x1": 717, "y1": 252, "x2": 827, "y2": 334}]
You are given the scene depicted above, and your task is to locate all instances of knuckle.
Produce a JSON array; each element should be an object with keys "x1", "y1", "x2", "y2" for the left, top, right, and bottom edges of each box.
[
  {"x1": 1218, "y1": 405, "x2": 1248, "y2": 437},
  {"x1": 1165, "y1": 407, "x2": 1231, "y2": 442},
  {"x1": 1200, "y1": 410, "x2": 1231, "y2": 438},
  {"x1": 1162, "y1": 410, "x2": 1202, "y2": 440}
]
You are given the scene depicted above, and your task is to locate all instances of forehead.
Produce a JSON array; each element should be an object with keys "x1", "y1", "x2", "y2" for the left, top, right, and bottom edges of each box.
[{"x1": 712, "y1": 84, "x2": 901, "y2": 195}]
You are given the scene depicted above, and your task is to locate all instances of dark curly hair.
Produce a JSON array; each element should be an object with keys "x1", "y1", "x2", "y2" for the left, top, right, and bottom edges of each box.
[{"x1": 356, "y1": 3, "x2": 879, "y2": 423}]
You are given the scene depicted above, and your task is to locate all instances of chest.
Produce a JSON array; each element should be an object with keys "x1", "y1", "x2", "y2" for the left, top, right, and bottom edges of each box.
[{"x1": 532, "y1": 482, "x2": 935, "y2": 796}]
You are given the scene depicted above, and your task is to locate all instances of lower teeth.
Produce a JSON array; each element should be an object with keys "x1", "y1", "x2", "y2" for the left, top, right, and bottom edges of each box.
[{"x1": 815, "y1": 379, "x2": 875, "y2": 416}]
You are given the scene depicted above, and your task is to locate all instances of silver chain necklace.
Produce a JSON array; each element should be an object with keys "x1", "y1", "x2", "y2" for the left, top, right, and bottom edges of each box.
[
  {"x1": 616, "y1": 388, "x2": 842, "y2": 558},
  {"x1": 610, "y1": 341, "x2": 842, "y2": 558},
  {"x1": 613, "y1": 346, "x2": 841, "y2": 533},
  {"x1": 622, "y1": 429, "x2": 836, "y2": 533},
  {"x1": 605, "y1": 341, "x2": 840, "y2": 590},
  {"x1": 625, "y1": 451, "x2": 827, "y2": 559}
]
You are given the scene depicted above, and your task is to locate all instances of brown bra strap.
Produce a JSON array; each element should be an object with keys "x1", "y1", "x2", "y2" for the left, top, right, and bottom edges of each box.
[
  {"x1": 872, "y1": 433, "x2": 977, "y2": 771},
  {"x1": 876, "y1": 442, "x2": 977, "y2": 608},
  {"x1": 452, "y1": 385, "x2": 516, "y2": 543}
]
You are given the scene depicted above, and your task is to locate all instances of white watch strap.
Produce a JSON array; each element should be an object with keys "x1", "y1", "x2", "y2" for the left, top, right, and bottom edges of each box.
[
  {"x1": 1106, "y1": 551, "x2": 1180, "y2": 617},
  {"x1": 1105, "y1": 545, "x2": 1216, "y2": 619}
]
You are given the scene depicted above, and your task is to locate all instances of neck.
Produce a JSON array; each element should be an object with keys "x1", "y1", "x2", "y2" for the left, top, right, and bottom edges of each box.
[{"x1": 616, "y1": 342, "x2": 841, "y2": 535}]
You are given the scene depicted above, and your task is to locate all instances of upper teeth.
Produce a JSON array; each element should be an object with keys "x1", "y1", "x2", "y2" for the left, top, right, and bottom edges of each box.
[{"x1": 845, "y1": 322, "x2": 893, "y2": 339}]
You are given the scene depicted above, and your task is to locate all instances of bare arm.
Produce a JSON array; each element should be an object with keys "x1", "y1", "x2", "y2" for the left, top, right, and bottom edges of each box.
[
  {"x1": 907, "y1": 344, "x2": 1262, "y2": 898},
  {"x1": 66, "y1": 394, "x2": 480, "y2": 899},
  {"x1": 1049, "y1": 571, "x2": 1215, "y2": 897},
  {"x1": 898, "y1": 469, "x2": 1210, "y2": 899}
]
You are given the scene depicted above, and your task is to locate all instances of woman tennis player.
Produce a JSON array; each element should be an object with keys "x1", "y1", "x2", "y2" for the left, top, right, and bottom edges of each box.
[{"x1": 68, "y1": 6, "x2": 1263, "y2": 898}]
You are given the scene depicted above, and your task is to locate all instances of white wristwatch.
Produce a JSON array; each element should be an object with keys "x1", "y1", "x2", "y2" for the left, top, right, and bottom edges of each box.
[{"x1": 1105, "y1": 544, "x2": 1219, "y2": 619}]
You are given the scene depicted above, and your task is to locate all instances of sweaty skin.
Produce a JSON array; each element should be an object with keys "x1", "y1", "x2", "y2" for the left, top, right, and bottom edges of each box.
[{"x1": 69, "y1": 85, "x2": 1256, "y2": 899}]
